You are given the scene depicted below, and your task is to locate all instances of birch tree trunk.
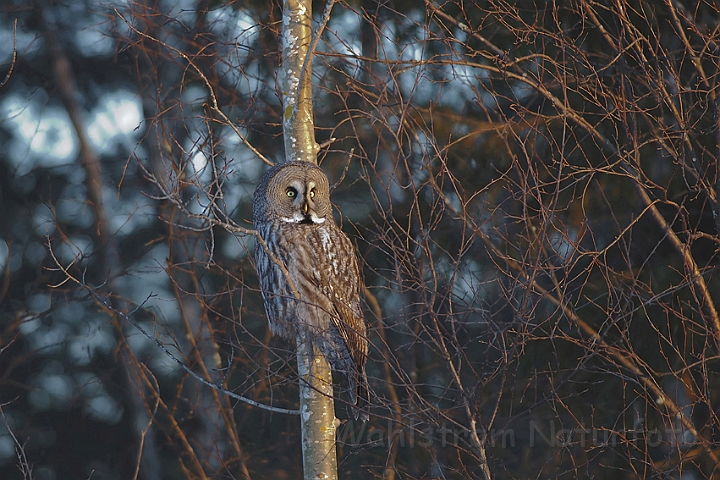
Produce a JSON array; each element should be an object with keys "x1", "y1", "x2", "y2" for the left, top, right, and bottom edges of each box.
[{"x1": 280, "y1": 1, "x2": 338, "y2": 479}]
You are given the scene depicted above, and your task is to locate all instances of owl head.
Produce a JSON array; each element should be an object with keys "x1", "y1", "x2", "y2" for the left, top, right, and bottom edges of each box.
[{"x1": 252, "y1": 161, "x2": 332, "y2": 225}]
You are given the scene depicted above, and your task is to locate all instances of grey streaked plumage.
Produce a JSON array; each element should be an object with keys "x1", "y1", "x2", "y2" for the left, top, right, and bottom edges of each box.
[{"x1": 252, "y1": 161, "x2": 369, "y2": 421}]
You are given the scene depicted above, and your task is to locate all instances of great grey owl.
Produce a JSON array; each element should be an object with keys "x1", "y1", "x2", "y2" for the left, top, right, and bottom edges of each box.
[{"x1": 252, "y1": 161, "x2": 369, "y2": 421}]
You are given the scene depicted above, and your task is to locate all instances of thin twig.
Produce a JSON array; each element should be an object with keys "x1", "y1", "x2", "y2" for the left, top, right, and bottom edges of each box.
[{"x1": 114, "y1": 8, "x2": 273, "y2": 166}]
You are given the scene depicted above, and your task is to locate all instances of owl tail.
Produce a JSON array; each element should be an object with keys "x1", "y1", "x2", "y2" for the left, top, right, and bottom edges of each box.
[{"x1": 349, "y1": 370, "x2": 370, "y2": 422}]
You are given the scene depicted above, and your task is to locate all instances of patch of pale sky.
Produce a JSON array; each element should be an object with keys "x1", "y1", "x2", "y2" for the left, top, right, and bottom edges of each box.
[
  {"x1": 436, "y1": 63, "x2": 484, "y2": 109},
  {"x1": 380, "y1": 22, "x2": 398, "y2": 60},
  {"x1": 206, "y1": 7, "x2": 261, "y2": 90},
  {"x1": 7, "y1": 244, "x2": 23, "y2": 273},
  {"x1": 398, "y1": 68, "x2": 434, "y2": 104},
  {"x1": 39, "y1": 373, "x2": 75, "y2": 407},
  {"x1": 74, "y1": 16, "x2": 115, "y2": 57},
  {"x1": 1, "y1": 94, "x2": 78, "y2": 174},
  {"x1": 74, "y1": 372, "x2": 104, "y2": 398},
  {"x1": 180, "y1": 84, "x2": 208, "y2": 105},
  {"x1": 55, "y1": 235, "x2": 94, "y2": 266},
  {"x1": 184, "y1": 120, "x2": 262, "y2": 188},
  {"x1": 163, "y1": 0, "x2": 198, "y2": 24},
  {"x1": 222, "y1": 234, "x2": 252, "y2": 260},
  {"x1": 188, "y1": 190, "x2": 212, "y2": 216},
  {"x1": 28, "y1": 292, "x2": 52, "y2": 313},
  {"x1": 24, "y1": 241, "x2": 47, "y2": 267},
  {"x1": 403, "y1": 40, "x2": 424, "y2": 62},
  {"x1": 87, "y1": 90, "x2": 143, "y2": 154},
  {"x1": 121, "y1": 243, "x2": 180, "y2": 326},
  {"x1": 190, "y1": 150, "x2": 212, "y2": 182},
  {"x1": 0, "y1": 20, "x2": 42, "y2": 64},
  {"x1": 57, "y1": 195, "x2": 94, "y2": 229},
  {"x1": 68, "y1": 321, "x2": 114, "y2": 366},
  {"x1": 549, "y1": 227, "x2": 577, "y2": 262},
  {"x1": 24, "y1": 320, "x2": 69, "y2": 356},
  {"x1": 441, "y1": 257, "x2": 488, "y2": 309},
  {"x1": 0, "y1": 240, "x2": 7, "y2": 272},
  {"x1": 33, "y1": 203, "x2": 56, "y2": 237},
  {"x1": 86, "y1": 394, "x2": 123, "y2": 424},
  {"x1": 327, "y1": 9, "x2": 362, "y2": 58},
  {"x1": 75, "y1": 371, "x2": 124, "y2": 424},
  {"x1": 149, "y1": 350, "x2": 181, "y2": 377},
  {"x1": 0, "y1": 435, "x2": 13, "y2": 463},
  {"x1": 1, "y1": 89, "x2": 143, "y2": 174},
  {"x1": 234, "y1": 60, "x2": 264, "y2": 99},
  {"x1": 222, "y1": 125, "x2": 262, "y2": 179},
  {"x1": 107, "y1": 192, "x2": 155, "y2": 237},
  {"x1": 207, "y1": 6, "x2": 260, "y2": 46},
  {"x1": 181, "y1": 118, "x2": 212, "y2": 183},
  {"x1": 125, "y1": 321, "x2": 154, "y2": 357},
  {"x1": 512, "y1": 81, "x2": 535, "y2": 102}
]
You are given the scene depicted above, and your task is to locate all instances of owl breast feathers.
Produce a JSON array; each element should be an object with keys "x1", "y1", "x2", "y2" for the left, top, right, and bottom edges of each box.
[{"x1": 252, "y1": 161, "x2": 369, "y2": 421}]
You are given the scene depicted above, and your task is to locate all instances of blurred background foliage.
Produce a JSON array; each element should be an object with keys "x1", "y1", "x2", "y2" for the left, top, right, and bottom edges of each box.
[{"x1": 1, "y1": 0, "x2": 720, "y2": 478}]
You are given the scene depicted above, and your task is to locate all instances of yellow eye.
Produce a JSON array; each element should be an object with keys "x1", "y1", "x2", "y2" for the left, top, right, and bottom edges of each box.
[
  {"x1": 309, "y1": 188, "x2": 316, "y2": 199},
  {"x1": 286, "y1": 187, "x2": 297, "y2": 198}
]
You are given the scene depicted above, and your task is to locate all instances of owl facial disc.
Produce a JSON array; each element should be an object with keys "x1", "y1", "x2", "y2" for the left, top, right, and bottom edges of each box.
[{"x1": 280, "y1": 179, "x2": 327, "y2": 224}]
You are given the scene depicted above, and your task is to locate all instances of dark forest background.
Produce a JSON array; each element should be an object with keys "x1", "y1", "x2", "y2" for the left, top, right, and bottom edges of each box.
[{"x1": 2, "y1": 0, "x2": 720, "y2": 478}]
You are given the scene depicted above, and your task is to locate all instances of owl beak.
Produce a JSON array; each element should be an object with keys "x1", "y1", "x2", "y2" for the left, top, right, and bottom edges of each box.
[{"x1": 302, "y1": 201, "x2": 309, "y2": 216}]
